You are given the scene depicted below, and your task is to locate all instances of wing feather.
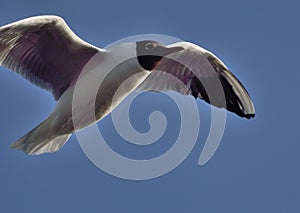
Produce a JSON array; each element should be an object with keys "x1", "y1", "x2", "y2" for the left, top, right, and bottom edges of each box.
[
  {"x1": 0, "y1": 15, "x2": 99, "y2": 100},
  {"x1": 137, "y1": 42, "x2": 255, "y2": 118}
]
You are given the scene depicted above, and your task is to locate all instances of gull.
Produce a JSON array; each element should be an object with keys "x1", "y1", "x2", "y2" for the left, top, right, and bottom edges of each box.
[{"x1": 0, "y1": 15, "x2": 255, "y2": 155}]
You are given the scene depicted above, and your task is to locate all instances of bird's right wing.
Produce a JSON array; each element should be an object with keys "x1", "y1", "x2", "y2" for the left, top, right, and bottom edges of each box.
[
  {"x1": 137, "y1": 42, "x2": 255, "y2": 119},
  {"x1": 0, "y1": 15, "x2": 99, "y2": 100}
]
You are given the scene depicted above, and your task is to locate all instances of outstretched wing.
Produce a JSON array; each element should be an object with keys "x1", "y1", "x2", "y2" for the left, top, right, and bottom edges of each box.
[
  {"x1": 0, "y1": 15, "x2": 99, "y2": 100},
  {"x1": 137, "y1": 42, "x2": 255, "y2": 119}
]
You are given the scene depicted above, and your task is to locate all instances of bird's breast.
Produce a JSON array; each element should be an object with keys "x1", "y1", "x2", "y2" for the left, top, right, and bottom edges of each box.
[{"x1": 54, "y1": 56, "x2": 150, "y2": 131}]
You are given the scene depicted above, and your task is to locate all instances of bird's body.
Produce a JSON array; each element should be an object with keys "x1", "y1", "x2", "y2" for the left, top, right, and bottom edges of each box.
[
  {"x1": 0, "y1": 15, "x2": 255, "y2": 155},
  {"x1": 11, "y1": 53, "x2": 151, "y2": 154}
]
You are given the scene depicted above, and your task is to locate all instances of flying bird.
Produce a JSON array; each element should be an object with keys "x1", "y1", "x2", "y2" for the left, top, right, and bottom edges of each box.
[{"x1": 0, "y1": 15, "x2": 255, "y2": 155}]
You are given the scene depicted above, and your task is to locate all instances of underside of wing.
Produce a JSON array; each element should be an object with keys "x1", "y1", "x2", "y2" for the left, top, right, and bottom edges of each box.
[
  {"x1": 137, "y1": 42, "x2": 255, "y2": 119},
  {"x1": 0, "y1": 15, "x2": 99, "y2": 100}
]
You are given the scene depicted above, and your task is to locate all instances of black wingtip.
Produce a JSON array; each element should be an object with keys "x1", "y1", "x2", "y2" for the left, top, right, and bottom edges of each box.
[{"x1": 244, "y1": 113, "x2": 255, "y2": 119}]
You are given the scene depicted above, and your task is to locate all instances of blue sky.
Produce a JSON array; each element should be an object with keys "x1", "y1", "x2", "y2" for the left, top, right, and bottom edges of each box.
[{"x1": 0, "y1": 0, "x2": 299, "y2": 212}]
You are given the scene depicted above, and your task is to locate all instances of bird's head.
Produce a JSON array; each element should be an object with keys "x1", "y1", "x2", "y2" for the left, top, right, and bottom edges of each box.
[{"x1": 136, "y1": 40, "x2": 183, "y2": 70}]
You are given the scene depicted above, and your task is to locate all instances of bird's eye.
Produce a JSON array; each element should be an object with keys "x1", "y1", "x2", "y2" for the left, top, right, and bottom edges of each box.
[{"x1": 145, "y1": 42, "x2": 155, "y2": 50}]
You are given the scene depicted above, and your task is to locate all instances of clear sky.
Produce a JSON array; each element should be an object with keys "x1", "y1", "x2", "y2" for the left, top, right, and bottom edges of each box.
[{"x1": 0, "y1": 0, "x2": 299, "y2": 212}]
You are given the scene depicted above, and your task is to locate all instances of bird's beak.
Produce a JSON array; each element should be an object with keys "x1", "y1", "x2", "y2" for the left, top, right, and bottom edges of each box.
[{"x1": 156, "y1": 45, "x2": 184, "y2": 56}]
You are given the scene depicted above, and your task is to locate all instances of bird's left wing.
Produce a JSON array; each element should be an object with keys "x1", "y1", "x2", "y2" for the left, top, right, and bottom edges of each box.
[
  {"x1": 0, "y1": 15, "x2": 99, "y2": 100},
  {"x1": 137, "y1": 42, "x2": 255, "y2": 119}
]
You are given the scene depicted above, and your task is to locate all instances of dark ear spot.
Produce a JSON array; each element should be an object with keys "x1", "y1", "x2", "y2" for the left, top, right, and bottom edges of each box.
[
  {"x1": 136, "y1": 40, "x2": 163, "y2": 70},
  {"x1": 137, "y1": 55, "x2": 162, "y2": 70}
]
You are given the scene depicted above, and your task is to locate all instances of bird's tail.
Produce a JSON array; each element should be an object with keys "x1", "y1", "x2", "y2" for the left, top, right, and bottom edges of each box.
[{"x1": 10, "y1": 117, "x2": 71, "y2": 155}]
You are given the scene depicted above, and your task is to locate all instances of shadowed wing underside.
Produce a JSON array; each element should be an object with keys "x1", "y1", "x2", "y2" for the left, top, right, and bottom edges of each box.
[
  {"x1": 0, "y1": 15, "x2": 99, "y2": 100},
  {"x1": 137, "y1": 42, "x2": 255, "y2": 118}
]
